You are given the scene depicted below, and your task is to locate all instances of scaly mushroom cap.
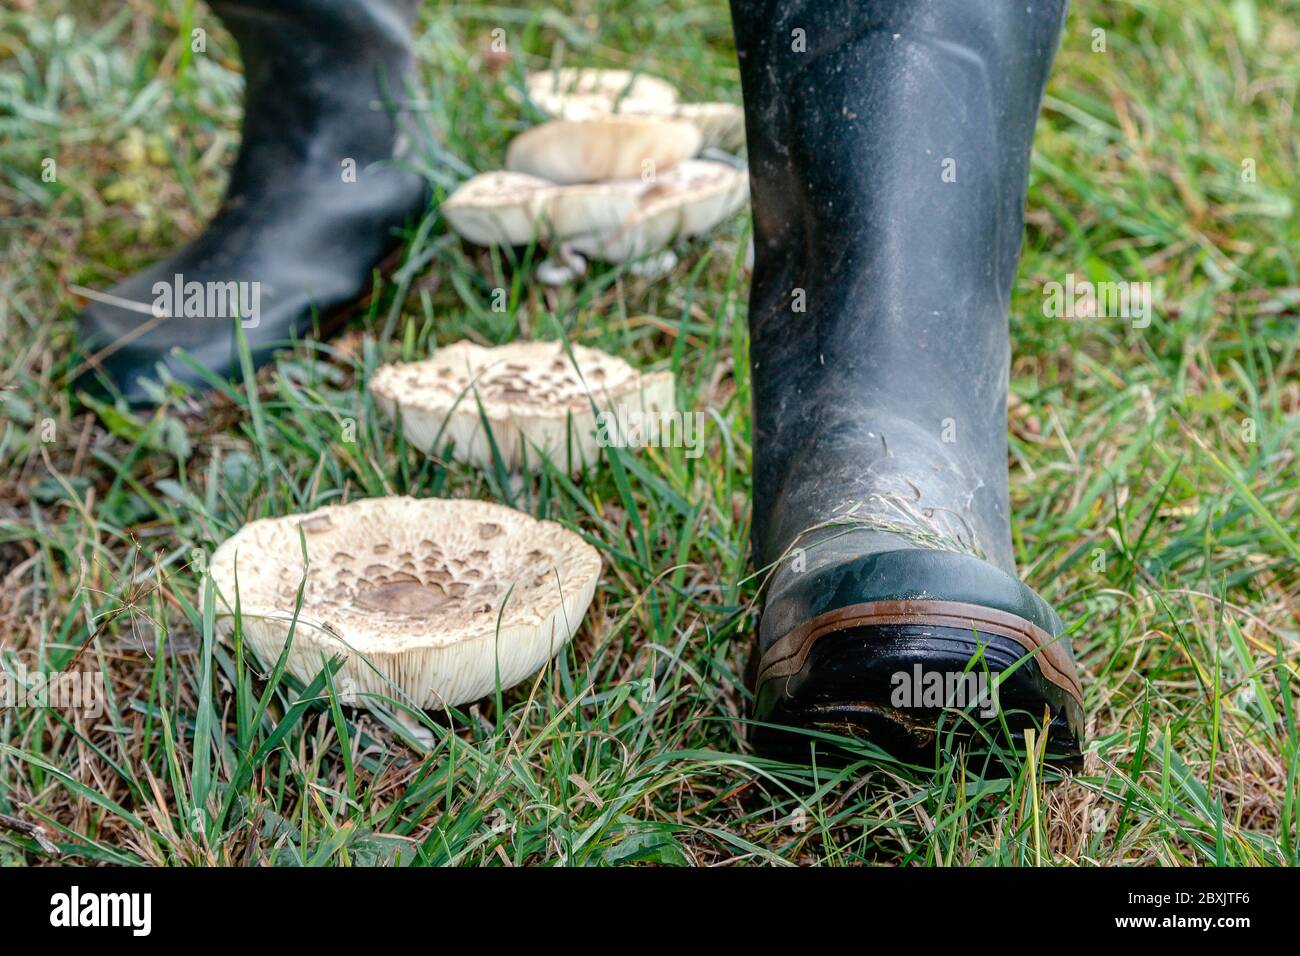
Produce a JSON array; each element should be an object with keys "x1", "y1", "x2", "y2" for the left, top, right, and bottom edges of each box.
[
  {"x1": 520, "y1": 68, "x2": 744, "y2": 152},
  {"x1": 443, "y1": 173, "x2": 646, "y2": 248},
  {"x1": 441, "y1": 171, "x2": 554, "y2": 247},
  {"x1": 543, "y1": 180, "x2": 648, "y2": 240},
  {"x1": 506, "y1": 116, "x2": 702, "y2": 185},
  {"x1": 523, "y1": 68, "x2": 679, "y2": 121},
  {"x1": 209, "y1": 497, "x2": 601, "y2": 710},
  {"x1": 370, "y1": 340, "x2": 675, "y2": 474},
  {"x1": 569, "y1": 159, "x2": 750, "y2": 262}
]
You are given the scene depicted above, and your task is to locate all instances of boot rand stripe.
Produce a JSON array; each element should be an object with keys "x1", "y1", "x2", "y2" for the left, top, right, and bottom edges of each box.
[{"x1": 756, "y1": 599, "x2": 1084, "y2": 708}]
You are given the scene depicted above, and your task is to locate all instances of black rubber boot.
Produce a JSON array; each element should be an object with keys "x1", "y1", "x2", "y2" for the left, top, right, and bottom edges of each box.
[
  {"x1": 76, "y1": 0, "x2": 428, "y2": 405},
  {"x1": 731, "y1": 0, "x2": 1085, "y2": 765}
]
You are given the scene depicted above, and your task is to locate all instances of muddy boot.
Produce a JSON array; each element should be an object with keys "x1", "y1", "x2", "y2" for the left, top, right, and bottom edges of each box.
[
  {"x1": 731, "y1": 0, "x2": 1085, "y2": 764},
  {"x1": 76, "y1": 0, "x2": 428, "y2": 405}
]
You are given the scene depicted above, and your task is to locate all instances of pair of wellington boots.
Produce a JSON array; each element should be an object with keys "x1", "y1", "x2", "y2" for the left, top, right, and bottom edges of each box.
[{"x1": 78, "y1": 0, "x2": 1084, "y2": 765}]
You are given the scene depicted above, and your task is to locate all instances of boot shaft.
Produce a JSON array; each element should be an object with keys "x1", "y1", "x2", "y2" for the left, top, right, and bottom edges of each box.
[
  {"x1": 730, "y1": 0, "x2": 1068, "y2": 570},
  {"x1": 732, "y1": 0, "x2": 1067, "y2": 300},
  {"x1": 210, "y1": 0, "x2": 422, "y2": 194}
]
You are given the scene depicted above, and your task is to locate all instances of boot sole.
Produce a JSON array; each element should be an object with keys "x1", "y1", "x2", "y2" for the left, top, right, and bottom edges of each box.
[{"x1": 750, "y1": 599, "x2": 1085, "y2": 769}]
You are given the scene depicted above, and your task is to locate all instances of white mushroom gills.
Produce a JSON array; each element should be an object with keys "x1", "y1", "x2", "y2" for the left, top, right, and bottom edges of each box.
[
  {"x1": 208, "y1": 497, "x2": 601, "y2": 712},
  {"x1": 370, "y1": 340, "x2": 675, "y2": 474}
]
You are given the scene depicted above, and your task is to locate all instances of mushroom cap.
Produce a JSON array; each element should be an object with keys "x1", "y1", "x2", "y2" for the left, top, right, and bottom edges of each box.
[
  {"x1": 506, "y1": 116, "x2": 702, "y2": 185},
  {"x1": 519, "y1": 68, "x2": 744, "y2": 153},
  {"x1": 674, "y1": 102, "x2": 747, "y2": 152},
  {"x1": 568, "y1": 159, "x2": 750, "y2": 262},
  {"x1": 543, "y1": 179, "x2": 648, "y2": 240},
  {"x1": 441, "y1": 171, "x2": 554, "y2": 247},
  {"x1": 208, "y1": 496, "x2": 601, "y2": 710},
  {"x1": 523, "y1": 67, "x2": 679, "y2": 121},
  {"x1": 443, "y1": 172, "x2": 645, "y2": 247},
  {"x1": 370, "y1": 340, "x2": 675, "y2": 474}
]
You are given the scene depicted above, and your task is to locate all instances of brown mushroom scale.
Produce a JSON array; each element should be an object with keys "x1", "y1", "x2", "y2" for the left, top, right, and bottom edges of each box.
[
  {"x1": 370, "y1": 341, "x2": 675, "y2": 474},
  {"x1": 381, "y1": 344, "x2": 617, "y2": 412}
]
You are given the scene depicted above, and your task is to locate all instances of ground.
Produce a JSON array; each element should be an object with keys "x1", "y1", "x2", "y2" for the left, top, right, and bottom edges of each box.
[{"x1": 0, "y1": 0, "x2": 1297, "y2": 866}]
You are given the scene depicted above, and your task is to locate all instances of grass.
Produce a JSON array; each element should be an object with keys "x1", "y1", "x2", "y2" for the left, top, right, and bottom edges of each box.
[{"x1": 0, "y1": 0, "x2": 1297, "y2": 866}]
